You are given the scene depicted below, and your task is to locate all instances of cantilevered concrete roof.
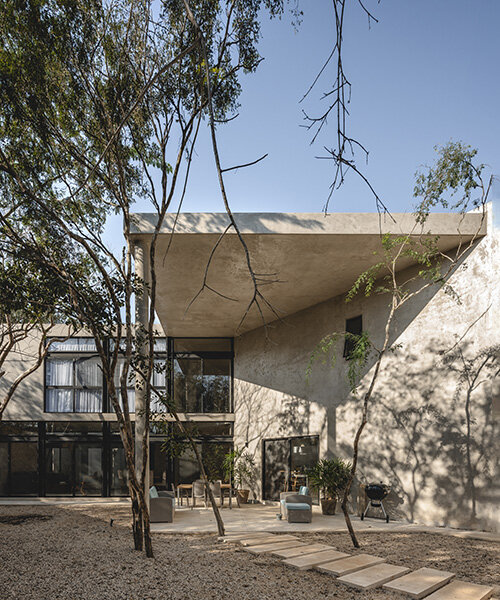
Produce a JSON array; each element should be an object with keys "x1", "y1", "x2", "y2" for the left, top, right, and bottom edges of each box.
[{"x1": 130, "y1": 212, "x2": 486, "y2": 337}]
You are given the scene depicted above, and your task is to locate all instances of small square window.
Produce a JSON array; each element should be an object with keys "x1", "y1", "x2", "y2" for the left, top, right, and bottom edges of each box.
[{"x1": 343, "y1": 315, "x2": 363, "y2": 359}]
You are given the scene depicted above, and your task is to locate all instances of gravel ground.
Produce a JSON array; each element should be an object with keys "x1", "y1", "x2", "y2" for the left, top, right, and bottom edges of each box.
[{"x1": 1, "y1": 504, "x2": 498, "y2": 600}]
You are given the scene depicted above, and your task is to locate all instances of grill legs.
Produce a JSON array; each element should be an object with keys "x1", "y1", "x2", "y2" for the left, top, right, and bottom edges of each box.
[{"x1": 361, "y1": 499, "x2": 390, "y2": 523}]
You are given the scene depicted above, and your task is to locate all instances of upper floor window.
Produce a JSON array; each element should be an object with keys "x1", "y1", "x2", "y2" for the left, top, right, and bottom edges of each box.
[
  {"x1": 343, "y1": 315, "x2": 363, "y2": 360},
  {"x1": 46, "y1": 354, "x2": 103, "y2": 412},
  {"x1": 44, "y1": 336, "x2": 228, "y2": 414},
  {"x1": 171, "y1": 338, "x2": 233, "y2": 413}
]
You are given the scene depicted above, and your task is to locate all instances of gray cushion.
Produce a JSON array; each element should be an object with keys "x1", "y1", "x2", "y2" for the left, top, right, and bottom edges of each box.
[{"x1": 286, "y1": 502, "x2": 311, "y2": 511}]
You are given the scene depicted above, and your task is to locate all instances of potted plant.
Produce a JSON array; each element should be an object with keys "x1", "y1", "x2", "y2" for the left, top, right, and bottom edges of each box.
[
  {"x1": 307, "y1": 457, "x2": 351, "y2": 515},
  {"x1": 223, "y1": 447, "x2": 256, "y2": 504}
]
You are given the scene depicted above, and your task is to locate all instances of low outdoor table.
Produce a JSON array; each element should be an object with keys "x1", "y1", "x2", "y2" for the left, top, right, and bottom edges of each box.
[{"x1": 176, "y1": 483, "x2": 192, "y2": 506}]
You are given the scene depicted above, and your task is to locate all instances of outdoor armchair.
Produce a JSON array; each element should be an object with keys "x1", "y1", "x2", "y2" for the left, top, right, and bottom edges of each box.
[
  {"x1": 149, "y1": 486, "x2": 175, "y2": 523},
  {"x1": 280, "y1": 491, "x2": 312, "y2": 523}
]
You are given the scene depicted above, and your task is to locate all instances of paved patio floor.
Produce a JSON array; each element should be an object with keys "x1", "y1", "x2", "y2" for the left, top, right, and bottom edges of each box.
[
  {"x1": 150, "y1": 503, "x2": 499, "y2": 542},
  {"x1": 1, "y1": 498, "x2": 497, "y2": 542}
]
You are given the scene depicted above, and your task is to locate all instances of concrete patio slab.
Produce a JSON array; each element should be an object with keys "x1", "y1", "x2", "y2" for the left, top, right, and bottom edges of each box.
[
  {"x1": 337, "y1": 563, "x2": 410, "y2": 589},
  {"x1": 271, "y1": 543, "x2": 332, "y2": 558},
  {"x1": 244, "y1": 540, "x2": 304, "y2": 555},
  {"x1": 423, "y1": 581, "x2": 494, "y2": 600},
  {"x1": 3, "y1": 500, "x2": 497, "y2": 543},
  {"x1": 283, "y1": 549, "x2": 349, "y2": 571},
  {"x1": 143, "y1": 504, "x2": 500, "y2": 542},
  {"x1": 316, "y1": 553, "x2": 385, "y2": 576},
  {"x1": 383, "y1": 568, "x2": 455, "y2": 599}
]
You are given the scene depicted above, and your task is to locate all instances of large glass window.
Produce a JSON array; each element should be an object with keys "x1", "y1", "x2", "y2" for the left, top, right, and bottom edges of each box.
[
  {"x1": 10, "y1": 442, "x2": 38, "y2": 495},
  {"x1": 110, "y1": 446, "x2": 129, "y2": 496},
  {"x1": 45, "y1": 442, "x2": 102, "y2": 496},
  {"x1": 46, "y1": 355, "x2": 103, "y2": 413},
  {"x1": 45, "y1": 336, "x2": 169, "y2": 414},
  {"x1": 171, "y1": 338, "x2": 232, "y2": 413},
  {"x1": 0, "y1": 443, "x2": 8, "y2": 495}
]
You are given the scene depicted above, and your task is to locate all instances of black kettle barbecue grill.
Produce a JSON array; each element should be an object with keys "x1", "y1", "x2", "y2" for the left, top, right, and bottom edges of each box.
[{"x1": 360, "y1": 483, "x2": 390, "y2": 523}]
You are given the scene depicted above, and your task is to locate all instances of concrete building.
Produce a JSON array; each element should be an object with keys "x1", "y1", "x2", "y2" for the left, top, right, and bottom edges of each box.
[{"x1": 1, "y1": 207, "x2": 498, "y2": 533}]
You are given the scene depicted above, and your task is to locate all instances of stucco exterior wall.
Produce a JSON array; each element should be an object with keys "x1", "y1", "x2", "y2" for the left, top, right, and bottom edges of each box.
[{"x1": 234, "y1": 206, "x2": 499, "y2": 532}]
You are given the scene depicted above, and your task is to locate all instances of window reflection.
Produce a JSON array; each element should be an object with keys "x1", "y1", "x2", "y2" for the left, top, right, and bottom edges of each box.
[{"x1": 172, "y1": 346, "x2": 232, "y2": 413}]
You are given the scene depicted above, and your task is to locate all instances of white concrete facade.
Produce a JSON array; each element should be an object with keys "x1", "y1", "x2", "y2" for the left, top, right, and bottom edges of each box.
[
  {"x1": 1, "y1": 207, "x2": 498, "y2": 532},
  {"x1": 232, "y1": 206, "x2": 499, "y2": 532}
]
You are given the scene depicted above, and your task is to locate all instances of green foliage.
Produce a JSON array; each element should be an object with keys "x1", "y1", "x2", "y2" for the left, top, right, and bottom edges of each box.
[
  {"x1": 414, "y1": 141, "x2": 485, "y2": 223},
  {"x1": 307, "y1": 330, "x2": 372, "y2": 393},
  {"x1": 307, "y1": 457, "x2": 352, "y2": 500},
  {"x1": 222, "y1": 446, "x2": 256, "y2": 489},
  {"x1": 160, "y1": 423, "x2": 194, "y2": 459}
]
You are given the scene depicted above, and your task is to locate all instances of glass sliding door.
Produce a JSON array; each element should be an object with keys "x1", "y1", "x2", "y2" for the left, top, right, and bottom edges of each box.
[
  {"x1": 45, "y1": 443, "x2": 73, "y2": 496},
  {"x1": 110, "y1": 446, "x2": 129, "y2": 496},
  {"x1": 263, "y1": 436, "x2": 320, "y2": 501},
  {"x1": 263, "y1": 438, "x2": 290, "y2": 501},
  {"x1": 74, "y1": 444, "x2": 102, "y2": 496},
  {"x1": 45, "y1": 442, "x2": 103, "y2": 496}
]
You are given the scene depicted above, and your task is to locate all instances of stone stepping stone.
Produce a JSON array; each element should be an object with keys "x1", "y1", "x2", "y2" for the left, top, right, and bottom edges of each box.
[
  {"x1": 240, "y1": 534, "x2": 298, "y2": 547},
  {"x1": 220, "y1": 532, "x2": 268, "y2": 543},
  {"x1": 424, "y1": 581, "x2": 494, "y2": 600},
  {"x1": 337, "y1": 563, "x2": 410, "y2": 589},
  {"x1": 316, "y1": 553, "x2": 385, "y2": 577},
  {"x1": 271, "y1": 543, "x2": 333, "y2": 559},
  {"x1": 245, "y1": 540, "x2": 303, "y2": 555},
  {"x1": 383, "y1": 567, "x2": 455, "y2": 599},
  {"x1": 283, "y1": 549, "x2": 350, "y2": 571}
]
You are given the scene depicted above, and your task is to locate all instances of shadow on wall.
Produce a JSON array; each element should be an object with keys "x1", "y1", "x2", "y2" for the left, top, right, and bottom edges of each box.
[
  {"x1": 337, "y1": 341, "x2": 500, "y2": 532},
  {"x1": 234, "y1": 379, "x2": 325, "y2": 498}
]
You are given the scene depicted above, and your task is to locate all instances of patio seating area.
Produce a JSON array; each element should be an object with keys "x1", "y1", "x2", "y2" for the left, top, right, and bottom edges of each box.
[{"x1": 149, "y1": 501, "x2": 500, "y2": 542}]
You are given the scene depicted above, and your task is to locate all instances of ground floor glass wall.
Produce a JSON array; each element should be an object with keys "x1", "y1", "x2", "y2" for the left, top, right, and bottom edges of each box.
[{"x1": 0, "y1": 421, "x2": 233, "y2": 497}]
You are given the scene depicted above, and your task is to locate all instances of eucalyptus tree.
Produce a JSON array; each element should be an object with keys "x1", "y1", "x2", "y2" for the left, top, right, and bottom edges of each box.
[
  {"x1": 1, "y1": 0, "x2": 289, "y2": 556},
  {"x1": 309, "y1": 142, "x2": 492, "y2": 547}
]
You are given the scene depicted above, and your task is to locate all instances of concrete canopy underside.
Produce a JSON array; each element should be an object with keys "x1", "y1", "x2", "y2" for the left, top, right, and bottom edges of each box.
[{"x1": 130, "y1": 212, "x2": 486, "y2": 337}]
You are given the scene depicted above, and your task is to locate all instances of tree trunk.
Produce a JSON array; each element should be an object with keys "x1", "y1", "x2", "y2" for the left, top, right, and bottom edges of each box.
[{"x1": 130, "y1": 486, "x2": 143, "y2": 551}]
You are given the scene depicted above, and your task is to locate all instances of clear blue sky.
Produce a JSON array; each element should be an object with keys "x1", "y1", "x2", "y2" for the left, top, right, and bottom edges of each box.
[{"x1": 107, "y1": 0, "x2": 500, "y2": 235}]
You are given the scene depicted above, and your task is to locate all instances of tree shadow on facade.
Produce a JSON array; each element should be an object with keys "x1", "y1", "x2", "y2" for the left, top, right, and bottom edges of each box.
[{"x1": 336, "y1": 341, "x2": 499, "y2": 531}]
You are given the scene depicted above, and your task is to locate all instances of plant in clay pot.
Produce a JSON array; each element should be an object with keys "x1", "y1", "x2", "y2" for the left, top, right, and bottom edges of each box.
[
  {"x1": 223, "y1": 447, "x2": 256, "y2": 503},
  {"x1": 307, "y1": 458, "x2": 351, "y2": 515}
]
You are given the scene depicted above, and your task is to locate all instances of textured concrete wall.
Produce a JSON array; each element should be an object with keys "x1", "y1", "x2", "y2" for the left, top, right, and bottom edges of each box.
[{"x1": 234, "y1": 206, "x2": 499, "y2": 532}]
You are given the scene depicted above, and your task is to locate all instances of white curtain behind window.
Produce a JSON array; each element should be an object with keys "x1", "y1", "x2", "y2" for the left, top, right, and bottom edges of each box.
[
  {"x1": 46, "y1": 389, "x2": 72, "y2": 412},
  {"x1": 75, "y1": 358, "x2": 102, "y2": 387},
  {"x1": 46, "y1": 359, "x2": 73, "y2": 386},
  {"x1": 75, "y1": 390, "x2": 102, "y2": 412}
]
